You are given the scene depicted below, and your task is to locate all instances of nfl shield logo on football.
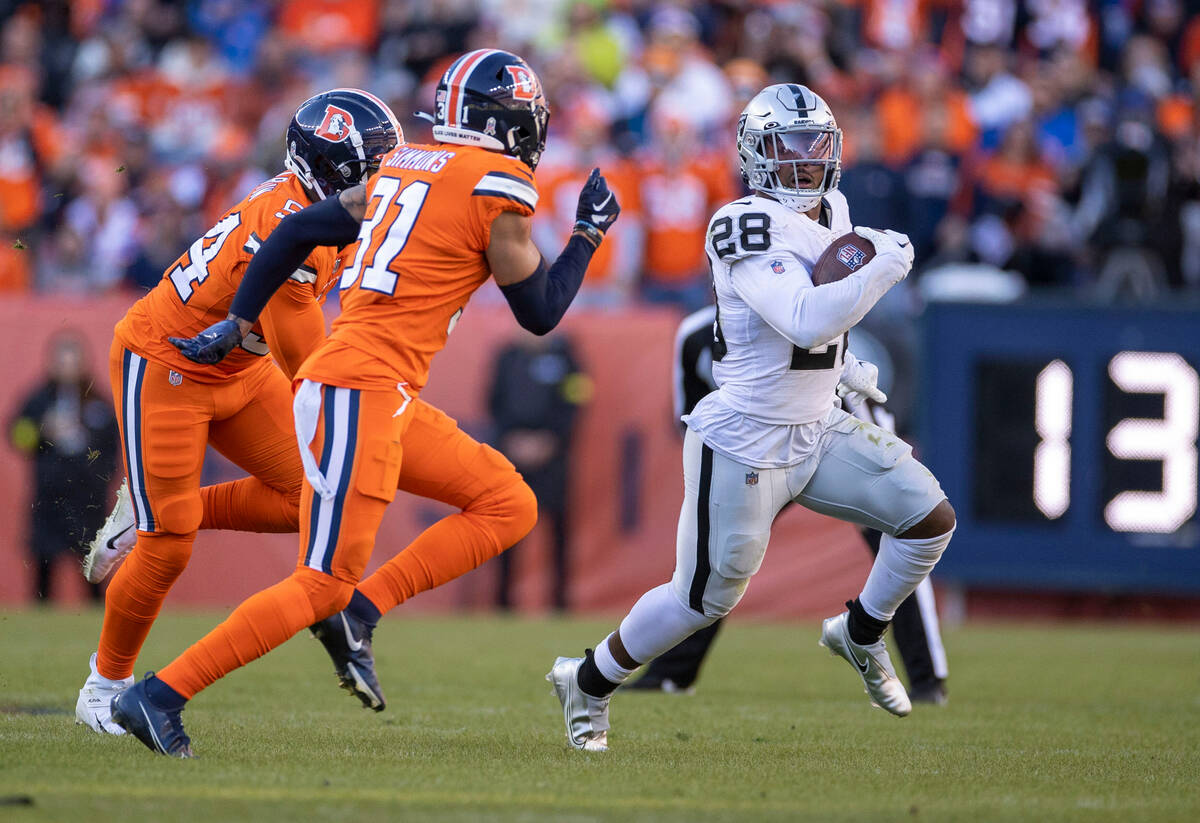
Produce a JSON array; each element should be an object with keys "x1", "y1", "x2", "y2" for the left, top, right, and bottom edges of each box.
[
  {"x1": 836, "y1": 244, "x2": 867, "y2": 270},
  {"x1": 770, "y1": 259, "x2": 785, "y2": 274},
  {"x1": 169, "y1": 370, "x2": 183, "y2": 386},
  {"x1": 745, "y1": 471, "x2": 759, "y2": 486}
]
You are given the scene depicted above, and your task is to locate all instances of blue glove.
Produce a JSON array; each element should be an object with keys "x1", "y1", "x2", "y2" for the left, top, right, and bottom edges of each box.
[
  {"x1": 168, "y1": 319, "x2": 243, "y2": 365},
  {"x1": 574, "y1": 167, "x2": 621, "y2": 244}
]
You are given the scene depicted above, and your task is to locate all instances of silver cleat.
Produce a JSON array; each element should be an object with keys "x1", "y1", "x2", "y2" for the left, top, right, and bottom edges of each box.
[
  {"x1": 546, "y1": 656, "x2": 610, "y2": 751},
  {"x1": 82, "y1": 480, "x2": 136, "y2": 584},
  {"x1": 819, "y1": 612, "x2": 912, "y2": 717}
]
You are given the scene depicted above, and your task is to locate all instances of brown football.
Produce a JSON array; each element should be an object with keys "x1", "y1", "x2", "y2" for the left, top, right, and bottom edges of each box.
[{"x1": 810, "y1": 232, "x2": 876, "y2": 286}]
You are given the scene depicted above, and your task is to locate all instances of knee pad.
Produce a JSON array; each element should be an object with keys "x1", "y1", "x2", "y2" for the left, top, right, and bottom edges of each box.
[
  {"x1": 671, "y1": 569, "x2": 749, "y2": 620},
  {"x1": 701, "y1": 572, "x2": 750, "y2": 619},
  {"x1": 151, "y1": 491, "x2": 203, "y2": 535},
  {"x1": 472, "y1": 474, "x2": 538, "y2": 550},
  {"x1": 293, "y1": 566, "x2": 355, "y2": 620}
]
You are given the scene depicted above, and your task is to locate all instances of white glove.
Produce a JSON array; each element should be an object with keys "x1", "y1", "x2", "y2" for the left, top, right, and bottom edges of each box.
[
  {"x1": 837, "y1": 350, "x2": 887, "y2": 405},
  {"x1": 853, "y1": 226, "x2": 915, "y2": 288}
]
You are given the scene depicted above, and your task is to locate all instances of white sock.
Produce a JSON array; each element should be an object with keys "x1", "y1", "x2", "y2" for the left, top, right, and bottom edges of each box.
[
  {"x1": 593, "y1": 634, "x2": 636, "y2": 685},
  {"x1": 615, "y1": 582, "x2": 716, "y2": 665},
  {"x1": 859, "y1": 530, "x2": 953, "y2": 621}
]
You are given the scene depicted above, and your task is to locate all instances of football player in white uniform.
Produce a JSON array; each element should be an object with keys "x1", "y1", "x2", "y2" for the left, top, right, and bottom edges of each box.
[
  {"x1": 627, "y1": 301, "x2": 949, "y2": 702},
  {"x1": 548, "y1": 84, "x2": 955, "y2": 751}
]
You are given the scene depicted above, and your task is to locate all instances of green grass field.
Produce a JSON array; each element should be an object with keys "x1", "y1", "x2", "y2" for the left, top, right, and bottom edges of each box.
[{"x1": 1, "y1": 608, "x2": 1198, "y2": 822}]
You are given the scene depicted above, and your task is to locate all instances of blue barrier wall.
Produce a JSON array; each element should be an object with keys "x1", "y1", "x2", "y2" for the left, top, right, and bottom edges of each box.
[{"x1": 920, "y1": 301, "x2": 1200, "y2": 594}]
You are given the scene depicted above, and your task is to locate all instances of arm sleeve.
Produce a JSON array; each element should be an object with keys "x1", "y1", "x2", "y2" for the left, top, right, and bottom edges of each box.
[
  {"x1": 729, "y1": 255, "x2": 901, "y2": 350},
  {"x1": 258, "y1": 281, "x2": 328, "y2": 381},
  {"x1": 498, "y1": 233, "x2": 596, "y2": 335},
  {"x1": 229, "y1": 195, "x2": 360, "y2": 322}
]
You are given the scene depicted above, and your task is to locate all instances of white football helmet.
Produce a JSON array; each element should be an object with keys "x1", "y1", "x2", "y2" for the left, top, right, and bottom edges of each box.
[{"x1": 736, "y1": 84, "x2": 842, "y2": 212}]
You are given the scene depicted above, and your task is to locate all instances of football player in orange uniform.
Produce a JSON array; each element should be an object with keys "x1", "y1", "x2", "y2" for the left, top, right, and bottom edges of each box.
[
  {"x1": 74, "y1": 89, "x2": 402, "y2": 735},
  {"x1": 110, "y1": 50, "x2": 621, "y2": 757}
]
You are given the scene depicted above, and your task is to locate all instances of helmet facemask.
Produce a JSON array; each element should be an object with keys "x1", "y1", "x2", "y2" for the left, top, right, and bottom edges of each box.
[{"x1": 739, "y1": 122, "x2": 842, "y2": 212}]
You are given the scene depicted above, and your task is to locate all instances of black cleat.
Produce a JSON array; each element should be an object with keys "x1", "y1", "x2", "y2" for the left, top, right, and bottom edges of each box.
[
  {"x1": 109, "y1": 675, "x2": 193, "y2": 757},
  {"x1": 909, "y1": 679, "x2": 949, "y2": 706},
  {"x1": 310, "y1": 610, "x2": 386, "y2": 711},
  {"x1": 624, "y1": 673, "x2": 696, "y2": 694}
]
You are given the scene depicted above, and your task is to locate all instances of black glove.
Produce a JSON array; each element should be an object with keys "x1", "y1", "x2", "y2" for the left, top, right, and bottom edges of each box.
[
  {"x1": 168, "y1": 319, "x2": 244, "y2": 365},
  {"x1": 574, "y1": 167, "x2": 620, "y2": 244}
]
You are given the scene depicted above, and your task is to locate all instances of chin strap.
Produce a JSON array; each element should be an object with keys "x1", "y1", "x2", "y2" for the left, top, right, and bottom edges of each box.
[{"x1": 284, "y1": 151, "x2": 327, "y2": 201}]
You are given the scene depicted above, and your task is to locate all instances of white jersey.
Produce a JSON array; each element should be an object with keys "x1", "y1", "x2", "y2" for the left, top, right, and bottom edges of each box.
[{"x1": 685, "y1": 191, "x2": 856, "y2": 468}]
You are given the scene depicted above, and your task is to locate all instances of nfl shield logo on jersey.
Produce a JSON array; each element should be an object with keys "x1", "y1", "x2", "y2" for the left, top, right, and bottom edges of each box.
[
  {"x1": 836, "y1": 244, "x2": 867, "y2": 270},
  {"x1": 745, "y1": 471, "x2": 759, "y2": 486},
  {"x1": 168, "y1": 370, "x2": 183, "y2": 386},
  {"x1": 770, "y1": 259, "x2": 785, "y2": 274}
]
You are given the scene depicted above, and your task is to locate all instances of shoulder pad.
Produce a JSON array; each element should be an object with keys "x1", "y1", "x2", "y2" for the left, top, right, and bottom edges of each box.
[{"x1": 707, "y1": 197, "x2": 789, "y2": 262}]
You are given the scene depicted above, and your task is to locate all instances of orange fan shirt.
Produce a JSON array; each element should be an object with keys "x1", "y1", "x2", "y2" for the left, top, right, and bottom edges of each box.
[
  {"x1": 115, "y1": 172, "x2": 343, "y2": 382},
  {"x1": 535, "y1": 156, "x2": 639, "y2": 288},
  {"x1": 639, "y1": 153, "x2": 736, "y2": 283},
  {"x1": 299, "y1": 144, "x2": 539, "y2": 394}
]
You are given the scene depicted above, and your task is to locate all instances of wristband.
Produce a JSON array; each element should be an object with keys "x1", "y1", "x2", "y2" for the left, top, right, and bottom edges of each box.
[{"x1": 574, "y1": 220, "x2": 604, "y2": 248}]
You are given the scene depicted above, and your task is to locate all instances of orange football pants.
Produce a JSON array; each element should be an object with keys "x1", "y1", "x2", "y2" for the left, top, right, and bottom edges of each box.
[
  {"x1": 97, "y1": 342, "x2": 303, "y2": 681},
  {"x1": 157, "y1": 384, "x2": 537, "y2": 699}
]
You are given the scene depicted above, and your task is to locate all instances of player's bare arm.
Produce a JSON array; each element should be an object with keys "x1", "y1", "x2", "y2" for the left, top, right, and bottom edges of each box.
[
  {"x1": 337, "y1": 183, "x2": 367, "y2": 222},
  {"x1": 492, "y1": 167, "x2": 620, "y2": 335},
  {"x1": 169, "y1": 194, "x2": 362, "y2": 364}
]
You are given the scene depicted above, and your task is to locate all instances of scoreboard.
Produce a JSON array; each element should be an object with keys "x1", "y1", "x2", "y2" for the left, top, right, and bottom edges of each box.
[{"x1": 919, "y1": 301, "x2": 1200, "y2": 593}]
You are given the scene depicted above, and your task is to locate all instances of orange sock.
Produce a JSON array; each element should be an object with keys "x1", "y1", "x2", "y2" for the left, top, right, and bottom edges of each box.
[
  {"x1": 199, "y1": 478, "x2": 300, "y2": 533},
  {"x1": 157, "y1": 567, "x2": 352, "y2": 699},
  {"x1": 96, "y1": 531, "x2": 194, "y2": 681},
  {"x1": 358, "y1": 507, "x2": 528, "y2": 614}
]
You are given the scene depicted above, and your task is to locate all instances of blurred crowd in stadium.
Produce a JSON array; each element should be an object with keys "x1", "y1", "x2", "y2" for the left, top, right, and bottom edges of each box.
[{"x1": 2, "y1": 0, "x2": 1200, "y2": 307}]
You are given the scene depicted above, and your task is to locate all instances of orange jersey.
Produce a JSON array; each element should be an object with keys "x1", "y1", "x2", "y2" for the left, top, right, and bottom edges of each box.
[
  {"x1": 299, "y1": 144, "x2": 538, "y2": 393},
  {"x1": 115, "y1": 172, "x2": 343, "y2": 382}
]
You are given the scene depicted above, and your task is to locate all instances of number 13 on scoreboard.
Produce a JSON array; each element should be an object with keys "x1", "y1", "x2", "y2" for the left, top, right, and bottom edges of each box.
[{"x1": 1032, "y1": 352, "x2": 1199, "y2": 533}]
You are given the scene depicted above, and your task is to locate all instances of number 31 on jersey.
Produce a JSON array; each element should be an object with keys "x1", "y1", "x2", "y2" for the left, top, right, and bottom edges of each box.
[{"x1": 340, "y1": 177, "x2": 431, "y2": 294}]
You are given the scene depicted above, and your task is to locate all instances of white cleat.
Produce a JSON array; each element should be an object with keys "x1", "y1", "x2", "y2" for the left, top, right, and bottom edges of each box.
[
  {"x1": 819, "y1": 612, "x2": 912, "y2": 717},
  {"x1": 76, "y1": 653, "x2": 133, "y2": 734},
  {"x1": 546, "y1": 656, "x2": 610, "y2": 751},
  {"x1": 82, "y1": 480, "x2": 136, "y2": 584}
]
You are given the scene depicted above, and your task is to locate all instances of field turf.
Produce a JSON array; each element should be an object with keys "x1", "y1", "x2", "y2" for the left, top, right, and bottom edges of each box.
[{"x1": 1, "y1": 608, "x2": 1198, "y2": 822}]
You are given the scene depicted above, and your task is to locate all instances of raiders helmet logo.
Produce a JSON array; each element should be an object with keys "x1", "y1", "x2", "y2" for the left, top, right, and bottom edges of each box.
[
  {"x1": 505, "y1": 65, "x2": 539, "y2": 101},
  {"x1": 314, "y1": 104, "x2": 355, "y2": 142}
]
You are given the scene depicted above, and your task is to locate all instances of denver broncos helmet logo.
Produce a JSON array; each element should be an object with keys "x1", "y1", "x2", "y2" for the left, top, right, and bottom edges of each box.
[
  {"x1": 314, "y1": 104, "x2": 355, "y2": 142},
  {"x1": 505, "y1": 65, "x2": 539, "y2": 101}
]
